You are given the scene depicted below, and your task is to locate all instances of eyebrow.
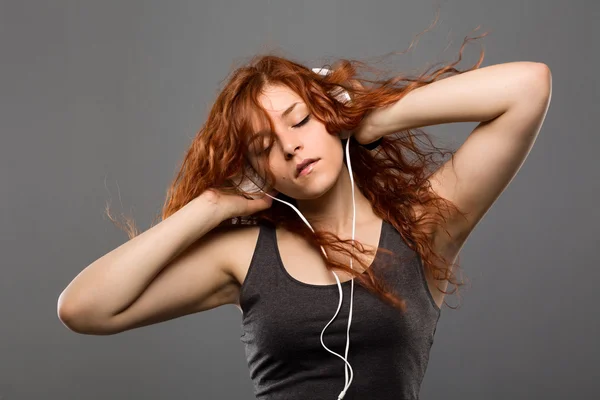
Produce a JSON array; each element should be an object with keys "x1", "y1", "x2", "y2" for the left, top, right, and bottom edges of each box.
[{"x1": 280, "y1": 102, "x2": 302, "y2": 119}]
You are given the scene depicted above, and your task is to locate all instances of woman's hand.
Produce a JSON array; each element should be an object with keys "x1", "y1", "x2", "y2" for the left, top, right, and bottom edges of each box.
[{"x1": 199, "y1": 188, "x2": 276, "y2": 220}]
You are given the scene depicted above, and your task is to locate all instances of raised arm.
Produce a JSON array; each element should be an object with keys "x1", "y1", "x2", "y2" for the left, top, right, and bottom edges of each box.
[{"x1": 56, "y1": 190, "x2": 267, "y2": 335}]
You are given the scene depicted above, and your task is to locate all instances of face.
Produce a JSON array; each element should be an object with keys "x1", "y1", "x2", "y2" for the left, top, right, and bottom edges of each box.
[{"x1": 249, "y1": 83, "x2": 345, "y2": 200}]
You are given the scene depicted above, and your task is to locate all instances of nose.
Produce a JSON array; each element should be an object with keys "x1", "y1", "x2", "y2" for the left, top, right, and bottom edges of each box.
[{"x1": 282, "y1": 140, "x2": 303, "y2": 161}]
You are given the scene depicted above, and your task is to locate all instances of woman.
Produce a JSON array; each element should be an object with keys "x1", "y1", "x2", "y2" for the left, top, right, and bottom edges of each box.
[{"x1": 57, "y1": 41, "x2": 552, "y2": 399}]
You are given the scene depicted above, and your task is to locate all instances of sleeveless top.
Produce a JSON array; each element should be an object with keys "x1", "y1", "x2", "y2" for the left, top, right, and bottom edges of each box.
[{"x1": 239, "y1": 219, "x2": 442, "y2": 400}]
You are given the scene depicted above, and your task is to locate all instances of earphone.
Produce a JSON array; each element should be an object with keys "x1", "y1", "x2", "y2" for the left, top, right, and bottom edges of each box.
[
  {"x1": 233, "y1": 67, "x2": 352, "y2": 199},
  {"x1": 234, "y1": 67, "x2": 358, "y2": 399}
]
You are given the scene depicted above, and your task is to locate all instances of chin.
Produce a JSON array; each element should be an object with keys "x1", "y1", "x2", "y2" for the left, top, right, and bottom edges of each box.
[{"x1": 291, "y1": 174, "x2": 338, "y2": 200}]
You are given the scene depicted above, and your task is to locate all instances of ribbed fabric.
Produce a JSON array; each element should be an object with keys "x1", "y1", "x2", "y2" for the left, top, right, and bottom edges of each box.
[{"x1": 239, "y1": 219, "x2": 441, "y2": 400}]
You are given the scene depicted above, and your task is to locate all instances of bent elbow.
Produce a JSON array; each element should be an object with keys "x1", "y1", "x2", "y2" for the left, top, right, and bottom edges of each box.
[{"x1": 57, "y1": 301, "x2": 117, "y2": 336}]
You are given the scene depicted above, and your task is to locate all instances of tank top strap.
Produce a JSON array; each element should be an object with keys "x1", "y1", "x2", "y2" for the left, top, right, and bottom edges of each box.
[
  {"x1": 252, "y1": 220, "x2": 280, "y2": 269},
  {"x1": 238, "y1": 221, "x2": 282, "y2": 312}
]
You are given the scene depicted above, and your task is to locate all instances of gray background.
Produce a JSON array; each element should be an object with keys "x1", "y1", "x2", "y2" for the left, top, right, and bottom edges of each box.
[{"x1": 1, "y1": 0, "x2": 597, "y2": 399}]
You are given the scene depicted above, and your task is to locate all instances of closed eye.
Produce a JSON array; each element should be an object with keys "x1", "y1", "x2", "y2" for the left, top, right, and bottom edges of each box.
[
  {"x1": 252, "y1": 116, "x2": 309, "y2": 156},
  {"x1": 249, "y1": 136, "x2": 273, "y2": 157},
  {"x1": 253, "y1": 143, "x2": 272, "y2": 157},
  {"x1": 293, "y1": 115, "x2": 310, "y2": 128}
]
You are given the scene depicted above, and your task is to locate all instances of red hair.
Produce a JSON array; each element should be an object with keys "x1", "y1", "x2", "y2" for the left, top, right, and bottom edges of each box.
[{"x1": 106, "y1": 24, "x2": 489, "y2": 313}]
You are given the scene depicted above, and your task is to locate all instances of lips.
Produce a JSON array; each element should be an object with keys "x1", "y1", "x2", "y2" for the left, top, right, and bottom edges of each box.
[{"x1": 295, "y1": 158, "x2": 319, "y2": 177}]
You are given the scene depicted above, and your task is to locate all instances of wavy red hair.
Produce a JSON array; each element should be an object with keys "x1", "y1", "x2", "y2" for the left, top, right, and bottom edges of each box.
[{"x1": 106, "y1": 24, "x2": 488, "y2": 313}]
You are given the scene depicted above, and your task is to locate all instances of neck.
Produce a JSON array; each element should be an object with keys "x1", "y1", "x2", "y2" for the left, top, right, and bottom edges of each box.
[{"x1": 295, "y1": 164, "x2": 377, "y2": 236}]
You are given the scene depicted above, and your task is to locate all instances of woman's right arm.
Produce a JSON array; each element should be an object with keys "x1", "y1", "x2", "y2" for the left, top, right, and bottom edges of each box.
[{"x1": 57, "y1": 190, "x2": 255, "y2": 335}]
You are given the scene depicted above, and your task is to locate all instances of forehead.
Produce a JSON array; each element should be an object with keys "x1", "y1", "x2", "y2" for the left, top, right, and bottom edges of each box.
[{"x1": 257, "y1": 84, "x2": 304, "y2": 115}]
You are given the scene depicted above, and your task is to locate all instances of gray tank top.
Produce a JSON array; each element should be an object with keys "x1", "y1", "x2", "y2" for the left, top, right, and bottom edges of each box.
[{"x1": 239, "y1": 219, "x2": 441, "y2": 400}]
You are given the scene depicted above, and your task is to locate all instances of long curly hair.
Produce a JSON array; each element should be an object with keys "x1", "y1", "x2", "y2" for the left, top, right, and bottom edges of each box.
[{"x1": 106, "y1": 25, "x2": 488, "y2": 313}]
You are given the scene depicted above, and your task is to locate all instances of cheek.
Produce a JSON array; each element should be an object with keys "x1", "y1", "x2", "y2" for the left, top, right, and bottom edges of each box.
[{"x1": 267, "y1": 159, "x2": 289, "y2": 186}]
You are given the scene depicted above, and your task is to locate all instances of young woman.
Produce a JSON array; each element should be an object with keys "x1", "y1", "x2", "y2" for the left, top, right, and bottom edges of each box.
[{"x1": 57, "y1": 44, "x2": 551, "y2": 399}]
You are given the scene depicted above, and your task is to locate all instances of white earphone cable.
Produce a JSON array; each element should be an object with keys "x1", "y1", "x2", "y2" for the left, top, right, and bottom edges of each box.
[
  {"x1": 258, "y1": 66, "x2": 356, "y2": 399},
  {"x1": 263, "y1": 137, "x2": 356, "y2": 399}
]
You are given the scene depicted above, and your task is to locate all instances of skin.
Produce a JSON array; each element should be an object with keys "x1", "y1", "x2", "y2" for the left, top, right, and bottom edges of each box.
[
  {"x1": 249, "y1": 83, "x2": 380, "y2": 236},
  {"x1": 247, "y1": 62, "x2": 552, "y2": 307}
]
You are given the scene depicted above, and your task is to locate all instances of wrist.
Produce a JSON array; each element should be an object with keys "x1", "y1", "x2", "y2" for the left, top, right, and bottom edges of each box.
[
  {"x1": 184, "y1": 192, "x2": 230, "y2": 226},
  {"x1": 353, "y1": 118, "x2": 382, "y2": 146}
]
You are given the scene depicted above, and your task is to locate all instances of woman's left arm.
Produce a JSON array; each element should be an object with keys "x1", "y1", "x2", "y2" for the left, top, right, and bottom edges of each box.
[{"x1": 356, "y1": 61, "x2": 552, "y2": 247}]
